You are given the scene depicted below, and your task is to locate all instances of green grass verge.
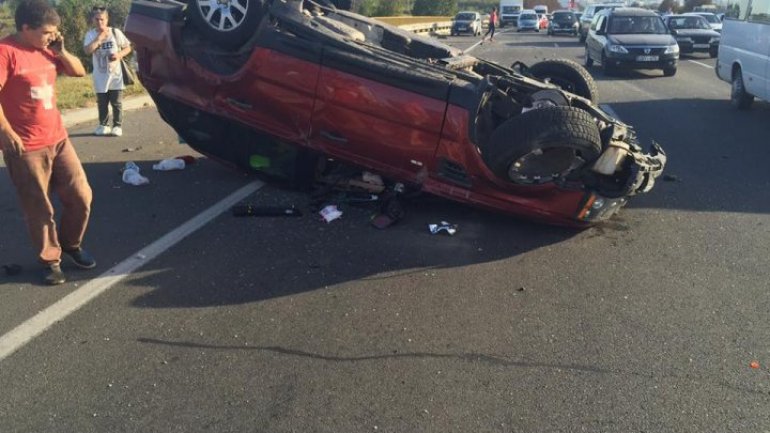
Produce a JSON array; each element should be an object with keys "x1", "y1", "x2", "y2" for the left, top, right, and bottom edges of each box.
[{"x1": 56, "y1": 74, "x2": 146, "y2": 111}]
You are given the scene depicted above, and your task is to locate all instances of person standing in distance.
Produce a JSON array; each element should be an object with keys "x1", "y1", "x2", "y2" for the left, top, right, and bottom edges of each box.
[
  {"x1": 83, "y1": 6, "x2": 132, "y2": 137},
  {"x1": 481, "y1": 7, "x2": 498, "y2": 44},
  {"x1": 0, "y1": 0, "x2": 95, "y2": 285}
]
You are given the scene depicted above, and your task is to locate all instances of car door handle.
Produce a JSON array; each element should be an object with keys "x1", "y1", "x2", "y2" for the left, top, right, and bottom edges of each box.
[
  {"x1": 320, "y1": 130, "x2": 348, "y2": 144},
  {"x1": 226, "y1": 98, "x2": 253, "y2": 110}
]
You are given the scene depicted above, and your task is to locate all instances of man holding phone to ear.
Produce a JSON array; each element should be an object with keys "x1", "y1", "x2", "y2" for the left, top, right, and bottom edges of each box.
[{"x1": 0, "y1": 0, "x2": 95, "y2": 285}]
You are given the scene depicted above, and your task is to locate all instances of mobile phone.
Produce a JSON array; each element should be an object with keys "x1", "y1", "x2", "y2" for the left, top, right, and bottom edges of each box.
[{"x1": 48, "y1": 34, "x2": 63, "y2": 50}]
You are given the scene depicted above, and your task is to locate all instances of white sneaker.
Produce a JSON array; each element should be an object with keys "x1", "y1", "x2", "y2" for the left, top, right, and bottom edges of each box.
[
  {"x1": 111, "y1": 126, "x2": 123, "y2": 137},
  {"x1": 94, "y1": 125, "x2": 111, "y2": 136}
]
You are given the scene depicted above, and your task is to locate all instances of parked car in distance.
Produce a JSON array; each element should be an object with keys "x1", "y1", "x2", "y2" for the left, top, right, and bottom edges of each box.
[
  {"x1": 517, "y1": 10, "x2": 540, "y2": 32},
  {"x1": 584, "y1": 8, "x2": 679, "y2": 76},
  {"x1": 451, "y1": 11, "x2": 483, "y2": 36},
  {"x1": 687, "y1": 12, "x2": 723, "y2": 32},
  {"x1": 663, "y1": 14, "x2": 720, "y2": 58},
  {"x1": 125, "y1": 0, "x2": 667, "y2": 227},
  {"x1": 548, "y1": 10, "x2": 579, "y2": 35},
  {"x1": 578, "y1": 2, "x2": 625, "y2": 42}
]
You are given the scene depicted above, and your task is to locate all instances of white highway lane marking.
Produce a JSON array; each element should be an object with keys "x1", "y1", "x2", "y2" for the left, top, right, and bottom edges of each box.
[
  {"x1": 688, "y1": 59, "x2": 714, "y2": 69},
  {"x1": 0, "y1": 180, "x2": 264, "y2": 362},
  {"x1": 465, "y1": 28, "x2": 513, "y2": 53}
]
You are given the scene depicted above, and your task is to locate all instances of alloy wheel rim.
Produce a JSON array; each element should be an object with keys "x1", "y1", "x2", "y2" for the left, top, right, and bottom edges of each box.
[{"x1": 194, "y1": 0, "x2": 249, "y2": 32}]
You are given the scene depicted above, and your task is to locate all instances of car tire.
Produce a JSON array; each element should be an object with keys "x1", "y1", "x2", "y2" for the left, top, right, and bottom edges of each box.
[
  {"x1": 731, "y1": 68, "x2": 754, "y2": 110},
  {"x1": 528, "y1": 58, "x2": 599, "y2": 104},
  {"x1": 579, "y1": 33, "x2": 586, "y2": 43},
  {"x1": 187, "y1": 0, "x2": 266, "y2": 50},
  {"x1": 663, "y1": 66, "x2": 677, "y2": 77},
  {"x1": 709, "y1": 47, "x2": 718, "y2": 58},
  {"x1": 584, "y1": 46, "x2": 593, "y2": 68},
  {"x1": 482, "y1": 106, "x2": 602, "y2": 185}
]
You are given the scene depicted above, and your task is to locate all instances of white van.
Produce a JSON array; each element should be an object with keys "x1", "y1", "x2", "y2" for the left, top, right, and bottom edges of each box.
[
  {"x1": 715, "y1": 0, "x2": 770, "y2": 109},
  {"x1": 499, "y1": 0, "x2": 524, "y2": 27}
]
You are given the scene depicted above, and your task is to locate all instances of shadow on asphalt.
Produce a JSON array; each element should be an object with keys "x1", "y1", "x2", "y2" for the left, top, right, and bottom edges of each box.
[{"x1": 125, "y1": 183, "x2": 585, "y2": 308}]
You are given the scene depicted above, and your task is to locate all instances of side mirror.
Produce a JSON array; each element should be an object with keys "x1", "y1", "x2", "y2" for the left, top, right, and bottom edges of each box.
[
  {"x1": 596, "y1": 28, "x2": 606, "y2": 35},
  {"x1": 670, "y1": 29, "x2": 678, "y2": 35}
]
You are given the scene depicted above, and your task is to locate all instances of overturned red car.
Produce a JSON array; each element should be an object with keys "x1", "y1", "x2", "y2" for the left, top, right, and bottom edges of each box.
[{"x1": 125, "y1": 0, "x2": 666, "y2": 226}]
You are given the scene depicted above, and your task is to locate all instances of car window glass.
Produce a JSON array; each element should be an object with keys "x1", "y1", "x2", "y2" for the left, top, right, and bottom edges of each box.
[
  {"x1": 590, "y1": 14, "x2": 601, "y2": 30},
  {"x1": 455, "y1": 13, "x2": 476, "y2": 20},
  {"x1": 609, "y1": 15, "x2": 667, "y2": 34},
  {"x1": 668, "y1": 16, "x2": 711, "y2": 29},
  {"x1": 521, "y1": 13, "x2": 537, "y2": 19},
  {"x1": 553, "y1": 12, "x2": 575, "y2": 22},
  {"x1": 725, "y1": 0, "x2": 751, "y2": 19},
  {"x1": 748, "y1": 0, "x2": 770, "y2": 22},
  {"x1": 698, "y1": 13, "x2": 720, "y2": 22}
]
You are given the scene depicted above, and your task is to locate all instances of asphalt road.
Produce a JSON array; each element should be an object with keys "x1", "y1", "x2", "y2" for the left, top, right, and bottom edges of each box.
[{"x1": 1, "y1": 29, "x2": 769, "y2": 432}]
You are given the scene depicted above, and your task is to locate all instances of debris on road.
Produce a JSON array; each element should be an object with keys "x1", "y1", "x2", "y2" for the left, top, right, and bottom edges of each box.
[
  {"x1": 231, "y1": 204, "x2": 302, "y2": 217},
  {"x1": 121, "y1": 161, "x2": 150, "y2": 186},
  {"x1": 176, "y1": 155, "x2": 197, "y2": 165},
  {"x1": 319, "y1": 205, "x2": 343, "y2": 223},
  {"x1": 121, "y1": 146, "x2": 142, "y2": 152},
  {"x1": 750, "y1": 360, "x2": 760, "y2": 369},
  {"x1": 428, "y1": 221, "x2": 458, "y2": 235},
  {"x1": 152, "y1": 158, "x2": 186, "y2": 171}
]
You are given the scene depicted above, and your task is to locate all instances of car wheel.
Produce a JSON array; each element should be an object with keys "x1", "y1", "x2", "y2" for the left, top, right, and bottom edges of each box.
[
  {"x1": 482, "y1": 106, "x2": 602, "y2": 185},
  {"x1": 584, "y1": 46, "x2": 593, "y2": 68},
  {"x1": 187, "y1": 0, "x2": 267, "y2": 50},
  {"x1": 528, "y1": 58, "x2": 599, "y2": 104},
  {"x1": 709, "y1": 47, "x2": 718, "y2": 58},
  {"x1": 731, "y1": 68, "x2": 754, "y2": 110},
  {"x1": 579, "y1": 33, "x2": 586, "y2": 43},
  {"x1": 663, "y1": 66, "x2": 677, "y2": 77}
]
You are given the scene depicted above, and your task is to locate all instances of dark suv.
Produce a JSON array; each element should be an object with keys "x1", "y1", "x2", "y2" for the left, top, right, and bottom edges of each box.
[
  {"x1": 125, "y1": 0, "x2": 666, "y2": 226},
  {"x1": 578, "y1": 3, "x2": 624, "y2": 42},
  {"x1": 584, "y1": 8, "x2": 679, "y2": 76}
]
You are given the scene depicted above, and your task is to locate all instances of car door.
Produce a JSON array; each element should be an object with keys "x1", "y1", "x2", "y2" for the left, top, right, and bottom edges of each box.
[
  {"x1": 587, "y1": 14, "x2": 606, "y2": 61},
  {"x1": 310, "y1": 46, "x2": 449, "y2": 181},
  {"x1": 211, "y1": 30, "x2": 323, "y2": 144}
]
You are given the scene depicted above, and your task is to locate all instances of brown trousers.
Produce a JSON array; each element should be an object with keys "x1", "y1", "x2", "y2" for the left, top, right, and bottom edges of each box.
[{"x1": 3, "y1": 138, "x2": 92, "y2": 265}]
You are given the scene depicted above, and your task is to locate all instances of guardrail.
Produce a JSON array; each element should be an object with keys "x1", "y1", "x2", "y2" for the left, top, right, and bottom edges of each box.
[
  {"x1": 396, "y1": 19, "x2": 490, "y2": 36},
  {"x1": 399, "y1": 21, "x2": 454, "y2": 36}
]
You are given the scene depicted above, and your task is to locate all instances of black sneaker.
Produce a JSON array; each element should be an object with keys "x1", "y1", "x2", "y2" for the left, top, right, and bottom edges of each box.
[
  {"x1": 63, "y1": 248, "x2": 96, "y2": 269},
  {"x1": 44, "y1": 263, "x2": 66, "y2": 285}
]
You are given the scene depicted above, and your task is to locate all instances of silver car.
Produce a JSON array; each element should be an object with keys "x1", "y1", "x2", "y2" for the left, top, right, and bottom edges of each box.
[{"x1": 517, "y1": 11, "x2": 540, "y2": 32}]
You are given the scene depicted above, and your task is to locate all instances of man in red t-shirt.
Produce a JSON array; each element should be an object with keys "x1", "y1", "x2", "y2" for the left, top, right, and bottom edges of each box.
[{"x1": 0, "y1": 0, "x2": 93, "y2": 285}]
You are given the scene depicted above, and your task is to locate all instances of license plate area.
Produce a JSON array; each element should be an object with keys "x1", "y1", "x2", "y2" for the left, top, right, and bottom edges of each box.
[
  {"x1": 693, "y1": 43, "x2": 709, "y2": 48},
  {"x1": 636, "y1": 55, "x2": 659, "y2": 61}
]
